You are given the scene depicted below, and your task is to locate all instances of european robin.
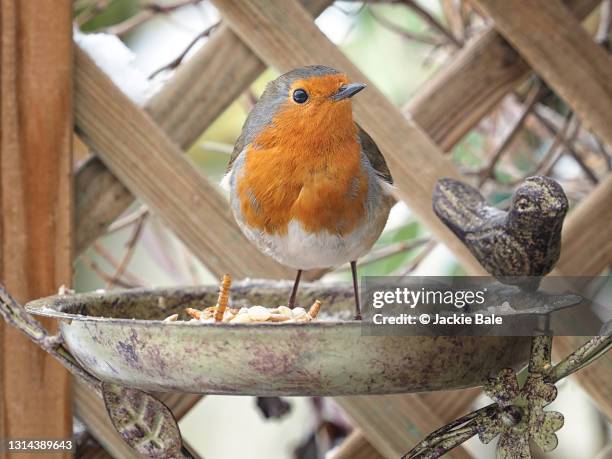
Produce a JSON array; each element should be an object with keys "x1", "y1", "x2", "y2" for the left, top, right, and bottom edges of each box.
[{"x1": 222, "y1": 66, "x2": 395, "y2": 318}]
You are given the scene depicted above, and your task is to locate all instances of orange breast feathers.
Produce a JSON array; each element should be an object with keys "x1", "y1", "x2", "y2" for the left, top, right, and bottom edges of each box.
[{"x1": 236, "y1": 102, "x2": 368, "y2": 236}]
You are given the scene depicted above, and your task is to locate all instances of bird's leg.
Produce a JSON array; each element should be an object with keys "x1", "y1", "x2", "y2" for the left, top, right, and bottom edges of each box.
[
  {"x1": 351, "y1": 261, "x2": 361, "y2": 320},
  {"x1": 288, "y1": 269, "x2": 302, "y2": 309}
]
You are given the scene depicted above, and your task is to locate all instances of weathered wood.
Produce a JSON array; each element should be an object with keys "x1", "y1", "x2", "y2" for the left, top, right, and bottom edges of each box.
[
  {"x1": 76, "y1": 156, "x2": 134, "y2": 253},
  {"x1": 336, "y1": 390, "x2": 477, "y2": 459},
  {"x1": 74, "y1": 0, "x2": 333, "y2": 255},
  {"x1": 555, "y1": 174, "x2": 612, "y2": 421},
  {"x1": 557, "y1": 174, "x2": 612, "y2": 276},
  {"x1": 332, "y1": 430, "x2": 385, "y2": 459},
  {"x1": 211, "y1": 0, "x2": 486, "y2": 275},
  {"x1": 74, "y1": 47, "x2": 290, "y2": 279},
  {"x1": 0, "y1": 0, "x2": 73, "y2": 455},
  {"x1": 473, "y1": 0, "x2": 612, "y2": 148},
  {"x1": 406, "y1": 0, "x2": 600, "y2": 151}
]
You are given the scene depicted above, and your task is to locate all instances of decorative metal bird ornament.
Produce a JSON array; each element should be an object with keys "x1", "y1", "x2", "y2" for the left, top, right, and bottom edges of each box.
[{"x1": 433, "y1": 175, "x2": 568, "y2": 291}]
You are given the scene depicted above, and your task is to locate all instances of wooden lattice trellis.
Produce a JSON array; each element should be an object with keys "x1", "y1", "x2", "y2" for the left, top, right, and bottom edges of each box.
[{"x1": 1, "y1": 0, "x2": 611, "y2": 458}]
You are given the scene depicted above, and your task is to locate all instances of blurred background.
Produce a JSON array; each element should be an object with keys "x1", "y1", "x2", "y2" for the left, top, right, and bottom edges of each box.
[{"x1": 72, "y1": 1, "x2": 611, "y2": 457}]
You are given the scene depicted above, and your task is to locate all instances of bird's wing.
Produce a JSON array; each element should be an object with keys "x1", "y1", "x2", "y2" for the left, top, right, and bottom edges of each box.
[
  {"x1": 433, "y1": 178, "x2": 503, "y2": 235},
  {"x1": 358, "y1": 127, "x2": 393, "y2": 185},
  {"x1": 227, "y1": 131, "x2": 246, "y2": 173}
]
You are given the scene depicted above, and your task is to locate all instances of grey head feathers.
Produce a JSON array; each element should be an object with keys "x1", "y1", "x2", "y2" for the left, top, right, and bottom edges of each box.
[{"x1": 226, "y1": 65, "x2": 393, "y2": 186}]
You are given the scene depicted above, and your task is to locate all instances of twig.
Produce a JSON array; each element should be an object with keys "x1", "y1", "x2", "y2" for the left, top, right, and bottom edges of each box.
[
  {"x1": 337, "y1": 238, "x2": 431, "y2": 271},
  {"x1": 199, "y1": 141, "x2": 234, "y2": 155},
  {"x1": 440, "y1": 0, "x2": 465, "y2": 44},
  {"x1": 396, "y1": 239, "x2": 437, "y2": 275},
  {"x1": 368, "y1": 7, "x2": 444, "y2": 46},
  {"x1": 593, "y1": 137, "x2": 612, "y2": 171},
  {"x1": 596, "y1": 0, "x2": 612, "y2": 50},
  {"x1": 75, "y1": 0, "x2": 111, "y2": 27},
  {"x1": 101, "y1": 0, "x2": 205, "y2": 36},
  {"x1": 240, "y1": 88, "x2": 259, "y2": 113},
  {"x1": 476, "y1": 82, "x2": 543, "y2": 187},
  {"x1": 106, "y1": 213, "x2": 148, "y2": 289},
  {"x1": 92, "y1": 243, "x2": 148, "y2": 287},
  {"x1": 106, "y1": 205, "x2": 149, "y2": 234},
  {"x1": 148, "y1": 21, "x2": 221, "y2": 79},
  {"x1": 81, "y1": 255, "x2": 138, "y2": 289},
  {"x1": 533, "y1": 111, "x2": 599, "y2": 184},
  {"x1": 401, "y1": 0, "x2": 462, "y2": 48}
]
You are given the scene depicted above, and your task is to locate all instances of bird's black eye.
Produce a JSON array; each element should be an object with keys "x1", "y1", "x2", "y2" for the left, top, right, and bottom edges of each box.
[{"x1": 293, "y1": 89, "x2": 308, "y2": 104}]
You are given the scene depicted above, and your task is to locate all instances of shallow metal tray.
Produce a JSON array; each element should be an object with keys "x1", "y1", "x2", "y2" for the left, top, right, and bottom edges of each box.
[{"x1": 26, "y1": 281, "x2": 531, "y2": 396}]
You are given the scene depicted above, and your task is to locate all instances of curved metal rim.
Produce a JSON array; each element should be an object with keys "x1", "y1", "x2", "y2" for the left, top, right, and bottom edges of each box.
[{"x1": 25, "y1": 283, "x2": 361, "y2": 329}]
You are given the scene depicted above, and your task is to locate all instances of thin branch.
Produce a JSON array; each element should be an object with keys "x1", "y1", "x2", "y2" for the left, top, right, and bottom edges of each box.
[
  {"x1": 396, "y1": 239, "x2": 437, "y2": 275},
  {"x1": 369, "y1": 7, "x2": 444, "y2": 46},
  {"x1": 148, "y1": 21, "x2": 221, "y2": 79},
  {"x1": 106, "y1": 205, "x2": 149, "y2": 234},
  {"x1": 596, "y1": 0, "x2": 612, "y2": 50},
  {"x1": 81, "y1": 255, "x2": 138, "y2": 289},
  {"x1": 476, "y1": 82, "x2": 543, "y2": 187},
  {"x1": 92, "y1": 243, "x2": 148, "y2": 287},
  {"x1": 593, "y1": 137, "x2": 612, "y2": 171},
  {"x1": 106, "y1": 213, "x2": 148, "y2": 289},
  {"x1": 102, "y1": 0, "x2": 205, "y2": 36},
  {"x1": 533, "y1": 110, "x2": 599, "y2": 184},
  {"x1": 401, "y1": 0, "x2": 462, "y2": 48},
  {"x1": 440, "y1": 0, "x2": 465, "y2": 44},
  {"x1": 200, "y1": 141, "x2": 234, "y2": 155},
  {"x1": 505, "y1": 111, "x2": 573, "y2": 186},
  {"x1": 337, "y1": 238, "x2": 431, "y2": 271}
]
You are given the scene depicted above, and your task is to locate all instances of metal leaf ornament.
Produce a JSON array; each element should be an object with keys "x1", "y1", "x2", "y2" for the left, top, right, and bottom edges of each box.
[
  {"x1": 481, "y1": 368, "x2": 563, "y2": 458},
  {"x1": 102, "y1": 382, "x2": 190, "y2": 459}
]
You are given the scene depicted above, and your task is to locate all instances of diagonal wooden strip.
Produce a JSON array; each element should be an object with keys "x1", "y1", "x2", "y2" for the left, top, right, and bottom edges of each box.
[
  {"x1": 472, "y1": 0, "x2": 612, "y2": 149},
  {"x1": 332, "y1": 429, "x2": 385, "y2": 459},
  {"x1": 75, "y1": 46, "x2": 290, "y2": 279},
  {"x1": 75, "y1": 0, "x2": 333, "y2": 255},
  {"x1": 210, "y1": 0, "x2": 486, "y2": 275},
  {"x1": 335, "y1": 390, "x2": 477, "y2": 459},
  {"x1": 406, "y1": 0, "x2": 600, "y2": 151},
  {"x1": 557, "y1": 174, "x2": 612, "y2": 276},
  {"x1": 554, "y1": 174, "x2": 612, "y2": 421}
]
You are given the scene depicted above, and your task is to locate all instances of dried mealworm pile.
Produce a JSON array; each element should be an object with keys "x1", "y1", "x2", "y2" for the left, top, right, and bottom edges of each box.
[{"x1": 162, "y1": 274, "x2": 322, "y2": 324}]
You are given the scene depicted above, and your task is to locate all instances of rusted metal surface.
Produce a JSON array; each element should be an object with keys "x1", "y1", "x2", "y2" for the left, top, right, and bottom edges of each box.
[
  {"x1": 102, "y1": 382, "x2": 190, "y2": 458},
  {"x1": 27, "y1": 282, "x2": 531, "y2": 396}
]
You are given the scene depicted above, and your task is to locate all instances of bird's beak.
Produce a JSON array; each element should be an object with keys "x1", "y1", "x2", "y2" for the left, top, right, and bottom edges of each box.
[{"x1": 332, "y1": 82, "x2": 367, "y2": 101}]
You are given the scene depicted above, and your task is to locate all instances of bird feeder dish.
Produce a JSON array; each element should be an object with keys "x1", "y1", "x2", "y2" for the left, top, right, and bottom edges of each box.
[{"x1": 26, "y1": 282, "x2": 531, "y2": 396}]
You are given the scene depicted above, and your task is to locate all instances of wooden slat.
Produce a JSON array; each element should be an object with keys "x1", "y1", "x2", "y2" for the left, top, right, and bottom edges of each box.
[
  {"x1": 210, "y1": 0, "x2": 486, "y2": 275},
  {"x1": 75, "y1": 0, "x2": 333, "y2": 255},
  {"x1": 332, "y1": 430, "x2": 385, "y2": 459},
  {"x1": 554, "y1": 174, "x2": 612, "y2": 421},
  {"x1": 473, "y1": 0, "x2": 612, "y2": 149},
  {"x1": 335, "y1": 390, "x2": 478, "y2": 459},
  {"x1": 406, "y1": 0, "x2": 600, "y2": 151},
  {"x1": 0, "y1": 0, "x2": 73, "y2": 455},
  {"x1": 74, "y1": 47, "x2": 290, "y2": 279},
  {"x1": 557, "y1": 174, "x2": 612, "y2": 276}
]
